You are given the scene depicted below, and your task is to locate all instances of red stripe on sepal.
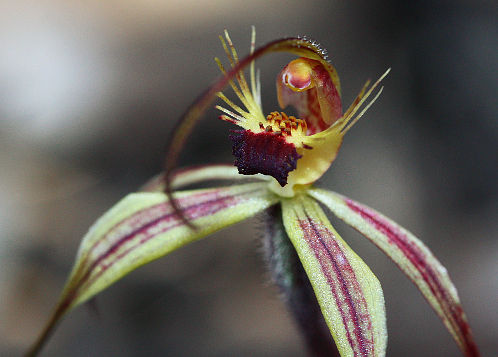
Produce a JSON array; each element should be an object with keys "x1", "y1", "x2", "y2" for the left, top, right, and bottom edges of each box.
[
  {"x1": 282, "y1": 195, "x2": 386, "y2": 357},
  {"x1": 308, "y1": 188, "x2": 480, "y2": 357},
  {"x1": 297, "y1": 217, "x2": 375, "y2": 356},
  {"x1": 345, "y1": 199, "x2": 479, "y2": 357}
]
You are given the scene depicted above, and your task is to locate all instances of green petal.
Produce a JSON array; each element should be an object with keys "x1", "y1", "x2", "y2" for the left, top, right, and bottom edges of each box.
[
  {"x1": 142, "y1": 164, "x2": 268, "y2": 192},
  {"x1": 281, "y1": 194, "x2": 387, "y2": 357},
  {"x1": 28, "y1": 182, "x2": 277, "y2": 356},
  {"x1": 309, "y1": 188, "x2": 480, "y2": 357}
]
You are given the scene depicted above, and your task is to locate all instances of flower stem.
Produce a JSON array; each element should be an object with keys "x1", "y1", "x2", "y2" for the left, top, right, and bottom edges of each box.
[{"x1": 24, "y1": 303, "x2": 66, "y2": 357}]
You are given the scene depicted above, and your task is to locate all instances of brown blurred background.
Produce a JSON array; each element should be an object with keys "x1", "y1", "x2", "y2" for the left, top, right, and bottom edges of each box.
[{"x1": 1, "y1": 0, "x2": 496, "y2": 356}]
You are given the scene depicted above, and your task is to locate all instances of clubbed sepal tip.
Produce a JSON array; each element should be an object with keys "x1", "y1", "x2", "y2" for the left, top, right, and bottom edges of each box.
[{"x1": 230, "y1": 130, "x2": 301, "y2": 186}]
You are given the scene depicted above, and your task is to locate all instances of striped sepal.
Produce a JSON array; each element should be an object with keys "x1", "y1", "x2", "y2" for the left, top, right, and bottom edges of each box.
[
  {"x1": 27, "y1": 183, "x2": 276, "y2": 357},
  {"x1": 309, "y1": 188, "x2": 480, "y2": 357},
  {"x1": 281, "y1": 194, "x2": 387, "y2": 357},
  {"x1": 63, "y1": 182, "x2": 276, "y2": 310}
]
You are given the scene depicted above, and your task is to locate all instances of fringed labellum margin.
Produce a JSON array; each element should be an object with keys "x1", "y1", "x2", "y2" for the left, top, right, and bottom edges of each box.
[
  {"x1": 27, "y1": 28, "x2": 479, "y2": 357},
  {"x1": 212, "y1": 29, "x2": 388, "y2": 197}
]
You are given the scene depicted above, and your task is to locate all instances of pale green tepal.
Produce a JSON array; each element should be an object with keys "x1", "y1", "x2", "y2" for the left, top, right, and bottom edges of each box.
[{"x1": 27, "y1": 28, "x2": 479, "y2": 357}]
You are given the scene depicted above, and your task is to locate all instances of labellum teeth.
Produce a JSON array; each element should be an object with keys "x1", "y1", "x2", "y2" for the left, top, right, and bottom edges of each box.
[
  {"x1": 265, "y1": 111, "x2": 307, "y2": 136},
  {"x1": 229, "y1": 129, "x2": 302, "y2": 186}
]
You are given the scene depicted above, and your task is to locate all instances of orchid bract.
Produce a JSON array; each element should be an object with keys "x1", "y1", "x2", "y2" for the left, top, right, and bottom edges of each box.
[{"x1": 27, "y1": 28, "x2": 479, "y2": 357}]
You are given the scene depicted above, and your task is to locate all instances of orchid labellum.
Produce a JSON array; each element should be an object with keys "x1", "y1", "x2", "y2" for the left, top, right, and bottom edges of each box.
[{"x1": 27, "y1": 28, "x2": 479, "y2": 357}]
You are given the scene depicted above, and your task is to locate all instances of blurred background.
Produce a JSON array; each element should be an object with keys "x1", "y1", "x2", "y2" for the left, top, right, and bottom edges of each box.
[{"x1": 1, "y1": 0, "x2": 496, "y2": 356}]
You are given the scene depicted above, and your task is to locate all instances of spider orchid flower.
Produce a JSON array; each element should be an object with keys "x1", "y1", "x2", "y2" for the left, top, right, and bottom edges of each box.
[{"x1": 27, "y1": 29, "x2": 480, "y2": 357}]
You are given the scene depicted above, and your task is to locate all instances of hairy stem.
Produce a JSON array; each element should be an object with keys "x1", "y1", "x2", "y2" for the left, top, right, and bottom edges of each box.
[{"x1": 262, "y1": 205, "x2": 339, "y2": 357}]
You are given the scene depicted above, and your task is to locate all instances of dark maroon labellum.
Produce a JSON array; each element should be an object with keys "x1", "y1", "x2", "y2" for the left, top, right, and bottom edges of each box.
[{"x1": 229, "y1": 130, "x2": 301, "y2": 186}]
